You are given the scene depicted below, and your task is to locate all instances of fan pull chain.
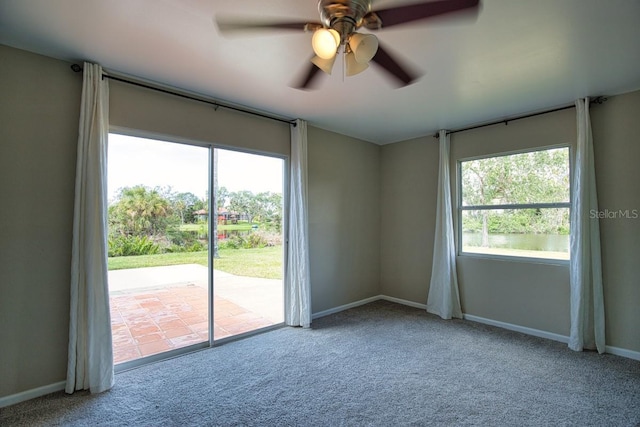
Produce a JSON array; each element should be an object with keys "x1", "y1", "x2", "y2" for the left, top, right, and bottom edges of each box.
[{"x1": 342, "y1": 48, "x2": 346, "y2": 83}]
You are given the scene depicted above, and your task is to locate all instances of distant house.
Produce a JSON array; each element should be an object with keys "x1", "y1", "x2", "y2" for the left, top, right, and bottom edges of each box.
[
  {"x1": 193, "y1": 209, "x2": 208, "y2": 222},
  {"x1": 194, "y1": 208, "x2": 243, "y2": 224},
  {"x1": 217, "y1": 207, "x2": 239, "y2": 224}
]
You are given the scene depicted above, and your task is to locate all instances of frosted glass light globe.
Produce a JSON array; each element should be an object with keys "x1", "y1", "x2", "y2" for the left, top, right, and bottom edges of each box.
[
  {"x1": 312, "y1": 28, "x2": 340, "y2": 60},
  {"x1": 350, "y1": 33, "x2": 379, "y2": 63}
]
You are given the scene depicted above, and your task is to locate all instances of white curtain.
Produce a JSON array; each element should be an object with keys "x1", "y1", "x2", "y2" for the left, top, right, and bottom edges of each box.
[
  {"x1": 569, "y1": 98, "x2": 605, "y2": 353},
  {"x1": 66, "y1": 63, "x2": 114, "y2": 394},
  {"x1": 427, "y1": 130, "x2": 463, "y2": 319},
  {"x1": 285, "y1": 119, "x2": 312, "y2": 327}
]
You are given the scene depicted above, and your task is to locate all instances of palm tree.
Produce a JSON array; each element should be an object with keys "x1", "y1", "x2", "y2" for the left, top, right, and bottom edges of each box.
[{"x1": 111, "y1": 185, "x2": 171, "y2": 237}]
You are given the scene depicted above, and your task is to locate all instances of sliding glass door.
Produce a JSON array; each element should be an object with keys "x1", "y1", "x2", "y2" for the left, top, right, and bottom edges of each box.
[{"x1": 107, "y1": 134, "x2": 284, "y2": 365}]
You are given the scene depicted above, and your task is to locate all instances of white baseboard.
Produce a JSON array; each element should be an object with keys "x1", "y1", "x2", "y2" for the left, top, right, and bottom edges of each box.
[
  {"x1": 314, "y1": 296, "x2": 573, "y2": 347},
  {"x1": 311, "y1": 295, "x2": 428, "y2": 319},
  {"x1": 376, "y1": 297, "x2": 570, "y2": 346},
  {"x1": 312, "y1": 295, "x2": 381, "y2": 319},
  {"x1": 379, "y1": 295, "x2": 427, "y2": 310},
  {"x1": 373, "y1": 296, "x2": 640, "y2": 361},
  {"x1": 605, "y1": 345, "x2": 640, "y2": 361},
  {"x1": 462, "y1": 313, "x2": 570, "y2": 344},
  {"x1": 0, "y1": 381, "x2": 65, "y2": 409},
  {"x1": 463, "y1": 313, "x2": 640, "y2": 361},
  {"x1": 4, "y1": 297, "x2": 638, "y2": 409}
]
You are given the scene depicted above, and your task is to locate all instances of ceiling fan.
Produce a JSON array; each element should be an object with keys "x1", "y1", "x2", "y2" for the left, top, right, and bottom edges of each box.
[{"x1": 216, "y1": 0, "x2": 480, "y2": 89}]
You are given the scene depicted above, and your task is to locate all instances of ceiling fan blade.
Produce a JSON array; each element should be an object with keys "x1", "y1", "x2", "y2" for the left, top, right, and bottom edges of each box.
[
  {"x1": 293, "y1": 60, "x2": 324, "y2": 90},
  {"x1": 215, "y1": 18, "x2": 322, "y2": 36},
  {"x1": 365, "y1": 0, "x2": 480, "y2": 29},
  {"x1": 371, "y1": 43, "x2": 420, "y2": 87}
]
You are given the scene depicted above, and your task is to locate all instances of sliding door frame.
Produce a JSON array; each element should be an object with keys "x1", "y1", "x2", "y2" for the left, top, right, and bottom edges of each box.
[{"x1": 109, "y1": 127, "x2": 288, "y2": 371}]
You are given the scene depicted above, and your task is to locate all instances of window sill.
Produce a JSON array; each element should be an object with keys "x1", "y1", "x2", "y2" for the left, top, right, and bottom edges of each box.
[{"x1": 458, "y1": 250, "x2": 570, "y2": 266}]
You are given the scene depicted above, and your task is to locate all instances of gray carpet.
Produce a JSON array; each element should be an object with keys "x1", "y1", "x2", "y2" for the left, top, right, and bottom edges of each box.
[{"x1": 2, "y1": 300, "x2": 639, "y2": 426}]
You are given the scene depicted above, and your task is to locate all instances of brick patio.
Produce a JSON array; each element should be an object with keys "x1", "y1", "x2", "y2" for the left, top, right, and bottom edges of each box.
[{"x1": 110, "y1": 285, "x2": 276, "y2": 364}]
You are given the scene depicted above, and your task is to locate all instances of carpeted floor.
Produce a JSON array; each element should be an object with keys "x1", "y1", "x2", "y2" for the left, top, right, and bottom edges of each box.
[{"x1": 2, "y1": 300, "x2": 639, "y2": 426}]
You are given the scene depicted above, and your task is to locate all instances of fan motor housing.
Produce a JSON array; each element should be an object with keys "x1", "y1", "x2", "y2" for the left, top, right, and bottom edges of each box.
[{"x1": 318, "y1": 0, "x2": 372, "y2": 36}]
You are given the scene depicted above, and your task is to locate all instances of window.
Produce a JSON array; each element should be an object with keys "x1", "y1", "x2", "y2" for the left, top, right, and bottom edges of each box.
[{"x1": 458, "y1": 146, "x2": 570, "y2": 261}]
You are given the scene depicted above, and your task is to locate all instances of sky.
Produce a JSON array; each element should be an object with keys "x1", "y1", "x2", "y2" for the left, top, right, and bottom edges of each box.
[{"x1": 108, "y1": 134, "x2": 284, "y2": 202}]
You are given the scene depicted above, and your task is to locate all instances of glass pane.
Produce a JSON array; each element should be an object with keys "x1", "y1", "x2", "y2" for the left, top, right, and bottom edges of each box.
[
  {"x1": 212, "y1": 148, "x2": 284, "y2": 340},
  {"x1": 461, "y1": 147, "x2": 570, "y2": 206},
  {"x1": 107, "y1": 134, "x2": 209, "y2": 364},
  {"x1": 461, "y1": 208, "x2": 570, "y2": 260}
]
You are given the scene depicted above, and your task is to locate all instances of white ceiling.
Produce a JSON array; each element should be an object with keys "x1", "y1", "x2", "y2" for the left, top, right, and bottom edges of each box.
[{"x1": 1, "y1": 0, "x2": 639, "y2": 144}]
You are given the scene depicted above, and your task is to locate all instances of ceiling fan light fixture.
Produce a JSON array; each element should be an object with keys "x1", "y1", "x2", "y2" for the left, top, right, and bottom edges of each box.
[
  {"x1": 311, "y1": 54, "x2": 337, "y2": 75},
  {"x1": 345, "y1": 52, "x2": 369, "y2": 76},
  {"x1": 349, "y1": 33, "x2": 379, "y2": 64},
  {"x1": 312, "y1": 28, "x2": 340, "y2": 59}
]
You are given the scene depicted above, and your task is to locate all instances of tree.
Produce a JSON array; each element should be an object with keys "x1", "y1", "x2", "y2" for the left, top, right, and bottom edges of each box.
[
  {"x1": 108, "y1": 185, "x2": 173, "y2": 237},
  {"x1": 170, "y1": 192, "x2": 200, "y2": 224},
  {"x1": 229, "y1": 190, "x2": 255, "y2": 223},
  {"x1": 227, "y1": 190, "x2": 283, "y2": 226},
  {"x1": 461, "y1": 148, "x2": 570, "y2": 246},
  {"x1": 217, "y1": 186, "x2": 230, "y2": 209},
  {"x1": 254, "y1": 192, "x2": 283, "y2": 231}
]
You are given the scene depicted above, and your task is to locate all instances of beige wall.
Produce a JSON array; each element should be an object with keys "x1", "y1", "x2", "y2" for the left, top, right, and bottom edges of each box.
[
  {"x1": 380, "y1": 119, "x2": 573, "y2": 336},
  {"x1": 380, "y1": 98, "x2": 640, "y2": 352},
  {"x1": 307, "y1": 126, "x2": 381, "y2": 312},
  {"x1": 0, "y1": 45, "x2": 82, "y2": 397},
  {"x1": 110, "y1": 77, "x2": 383, "y2": 314},
  {"x1": 380, "y1": 137, "x2": 439, "y2": 303},
  {"x1": 590, "y1": 90, "x2": 640, "y2": 351},
  {"x1": 451, "y1": 109, "x2": 576, "y2": 336},
  {"x1": 0, "y1": 44, "x2": 381, "y2": 400},
  {"x1": 109, "y1": 80, "x2": 290, "y2": 156},
  {"x1": 1, "y1": 42, "x2": 638, "y2": 402}
]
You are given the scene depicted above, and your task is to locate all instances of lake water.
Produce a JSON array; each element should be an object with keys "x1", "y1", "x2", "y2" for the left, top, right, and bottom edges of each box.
[
  {"x1": 195, "y1": 229, "x2": 569, "y2": 251},
  {"x1": 184, "y1": 229, "x2": 251, "y2": 240},
  {"x1": 462, "y1": 232, "x2": 569, "y2": 253}
]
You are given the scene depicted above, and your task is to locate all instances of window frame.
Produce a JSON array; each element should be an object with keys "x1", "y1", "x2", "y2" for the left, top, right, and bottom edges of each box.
[{"x1": 456, "y1": 144, "x2": 572, "y2": 264}]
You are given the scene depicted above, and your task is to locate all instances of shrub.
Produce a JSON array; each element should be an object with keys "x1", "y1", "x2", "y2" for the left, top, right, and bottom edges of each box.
[
  {"x1": 243, "y1": 232, "x2": 268, "y2": 249},
  {"x1": 217, "y1": 230, "x2": 281, "y2": 250},
  {"x1": 166, "y1": 229, "x2": 197, "y2": 246},
  {"x1": 186, "y1": 240, "x2": 207, "y2": 252},
  {"x1": 108, "y1": 235, "x2": 160, "y2": 257},
  {"x1": 160, "y1": 228, "x2": 209, "y2": 253},
  {"x1": 218, "y1": 235, "x2": 244, "y2": 249}
]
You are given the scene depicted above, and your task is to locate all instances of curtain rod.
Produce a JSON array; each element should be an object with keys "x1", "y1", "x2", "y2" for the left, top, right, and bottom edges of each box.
[
  {"x1": 70, "y1": 64, "x2": 297, "y2": 127},
  {"x1": 432, "y1": 96, "x2": 607, "y2": 138}
]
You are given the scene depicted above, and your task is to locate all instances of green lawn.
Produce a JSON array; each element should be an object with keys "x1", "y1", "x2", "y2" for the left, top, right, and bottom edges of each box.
[
  {"x1": 214, "y1": 246, "x2": 283, "y2": 279},
  {"x1": 108, "y1": 246, "x2": 283, "y2": 279}
]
